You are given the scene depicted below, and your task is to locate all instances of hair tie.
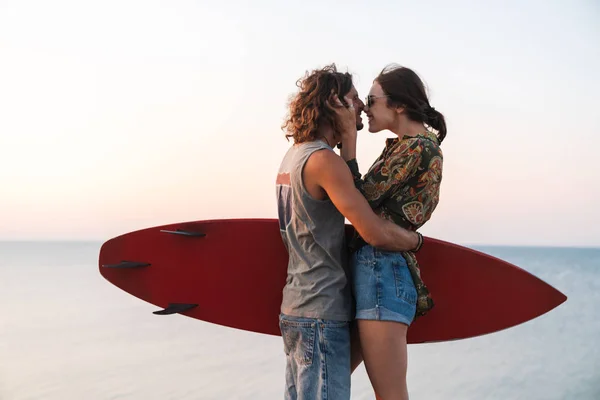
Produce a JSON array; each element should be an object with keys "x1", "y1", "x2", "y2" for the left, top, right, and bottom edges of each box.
[{"x1": 419, "y1": 103, "x2": 434, "y2": 115}]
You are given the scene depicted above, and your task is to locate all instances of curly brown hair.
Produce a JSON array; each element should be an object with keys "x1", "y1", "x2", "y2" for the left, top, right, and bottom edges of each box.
[{"x1": 282, "y1": 64, "x2": 354, "y2": 144}]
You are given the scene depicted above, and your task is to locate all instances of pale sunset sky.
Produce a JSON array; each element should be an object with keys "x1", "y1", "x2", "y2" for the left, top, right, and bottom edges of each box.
[{"x1": 1, "y1": 0, "x2": 598, "y2": 246}]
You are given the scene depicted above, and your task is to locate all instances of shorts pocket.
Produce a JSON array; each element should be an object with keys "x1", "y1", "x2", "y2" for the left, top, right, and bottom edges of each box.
[
  {"x1": 280, "y1": 318, "x2": 316, "y2": 366},
  {"x1": 392, "y1": 261, "x2": 418, "y2": 305}
]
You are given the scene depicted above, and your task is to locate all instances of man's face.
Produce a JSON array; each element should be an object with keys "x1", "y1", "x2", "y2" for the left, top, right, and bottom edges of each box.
[{"x1": 346, "y1": 85, "x2": 365, "y2": 131}]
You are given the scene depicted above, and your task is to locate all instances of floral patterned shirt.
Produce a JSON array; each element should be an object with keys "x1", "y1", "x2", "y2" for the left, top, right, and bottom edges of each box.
[{"x1": 346, "y1": 130, "x2": 443, "y2": 317}]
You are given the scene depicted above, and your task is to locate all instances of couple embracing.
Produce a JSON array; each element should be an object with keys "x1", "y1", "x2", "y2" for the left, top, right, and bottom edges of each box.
[{"x1": 275, "y1": 63, "x2": 446, "y2": 400}]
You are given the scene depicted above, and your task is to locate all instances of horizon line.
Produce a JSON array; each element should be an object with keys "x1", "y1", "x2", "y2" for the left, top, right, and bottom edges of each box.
[{"x1": 0, "y1": 239, "x2": 598, "y2": 250}]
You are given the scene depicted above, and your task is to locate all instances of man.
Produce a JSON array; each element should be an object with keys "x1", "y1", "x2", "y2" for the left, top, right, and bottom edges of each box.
[{"x1": 276, "y1": 64, "x2": 422, "y2": 400}]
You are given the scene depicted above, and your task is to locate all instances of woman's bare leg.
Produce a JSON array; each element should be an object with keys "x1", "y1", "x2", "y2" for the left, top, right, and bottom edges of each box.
[
  {"x1": 357, "y1": 320, "x2": 410, "y2": 400},
  {"x1": 350, "y1": 321, "x2": 363, "y2": 373}
]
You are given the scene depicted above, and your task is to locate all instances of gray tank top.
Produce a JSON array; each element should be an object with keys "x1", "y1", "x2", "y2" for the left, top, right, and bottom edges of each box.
[{"x1": 276, "y1": 140, "x2": 352, "y2": 321}]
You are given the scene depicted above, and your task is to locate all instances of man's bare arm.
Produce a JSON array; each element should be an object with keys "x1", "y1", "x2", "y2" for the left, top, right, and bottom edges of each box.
[{"x1": 304, "y1": 150, "x2": 418, "y2": 252}]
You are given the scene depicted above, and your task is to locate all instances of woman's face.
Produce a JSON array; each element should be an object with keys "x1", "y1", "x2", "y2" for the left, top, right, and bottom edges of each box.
[{"x1": 365, "y1": 81, "x2": 397, "y2": 133}]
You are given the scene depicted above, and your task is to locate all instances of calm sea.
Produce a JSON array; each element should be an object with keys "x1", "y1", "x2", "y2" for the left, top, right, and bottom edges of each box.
[{"x1": 0, "y1": 242, "x2": 598, "y2": 399}]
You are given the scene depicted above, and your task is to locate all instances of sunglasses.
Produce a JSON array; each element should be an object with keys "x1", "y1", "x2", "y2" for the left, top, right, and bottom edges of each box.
[{"x1": 365, "y1": 94, "x2": 390, "y2": 108}]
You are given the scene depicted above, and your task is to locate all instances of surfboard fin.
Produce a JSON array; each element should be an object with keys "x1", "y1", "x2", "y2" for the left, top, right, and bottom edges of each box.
[
  {"x1": 153, "y1": 303, "x2": 198, "y2": 315},
  {"x1": 102, "y1": 261, "x2": 151, "y2": 268},
  {"x1": 160, "y1": 229, "x2": 206, "y2": 237}
]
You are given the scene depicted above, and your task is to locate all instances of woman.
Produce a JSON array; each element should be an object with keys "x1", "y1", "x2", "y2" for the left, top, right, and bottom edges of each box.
[{"x1": 336, "y1": 64, "x2": 446, "y2": 399}]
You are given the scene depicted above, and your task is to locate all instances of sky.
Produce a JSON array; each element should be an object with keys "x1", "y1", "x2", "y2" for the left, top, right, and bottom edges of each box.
[{"x1": 0, "y1": 0, "x2": 599, "y2": 246}]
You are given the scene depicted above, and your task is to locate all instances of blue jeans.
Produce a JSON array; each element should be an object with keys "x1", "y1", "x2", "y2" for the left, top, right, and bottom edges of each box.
[
  {"x1": 279, "y1": 313, "x2": 351, "y2": 400},
  {"x1": 351, "y1": 244, "x2": 418, "y2": 325}
]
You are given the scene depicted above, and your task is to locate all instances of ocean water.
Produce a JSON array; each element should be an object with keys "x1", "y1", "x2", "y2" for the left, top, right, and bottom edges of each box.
[{"x1": 0, "y1": 241, "x2": 598, "y2": 400}]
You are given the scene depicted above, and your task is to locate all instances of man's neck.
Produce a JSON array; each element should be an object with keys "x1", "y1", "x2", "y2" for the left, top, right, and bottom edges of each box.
[{"x1": 315, "y1": 125, "x2": 336, "y2": 148}]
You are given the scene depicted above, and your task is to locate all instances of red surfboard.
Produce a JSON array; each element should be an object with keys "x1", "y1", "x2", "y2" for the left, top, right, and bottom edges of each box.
[{"x1": 98, "y1": 219, "x2": 566, "y2": 344}]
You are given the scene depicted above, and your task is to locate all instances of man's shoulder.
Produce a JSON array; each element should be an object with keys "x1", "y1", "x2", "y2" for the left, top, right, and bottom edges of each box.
[
  {"x1": 304, "y1": 147, "x2": 353, "y2": 190},
  {"x1": 305, "y1": 146, "x2": 342, "y2": 170}
]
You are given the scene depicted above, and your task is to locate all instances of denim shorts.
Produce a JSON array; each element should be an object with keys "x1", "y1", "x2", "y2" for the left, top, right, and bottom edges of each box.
[
  {"x1": 351, "y1": 244, "x2": 417, "y2": 326},
  {"x1": 279, "y1": 313, "x2": 351, "y2": 400}
]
